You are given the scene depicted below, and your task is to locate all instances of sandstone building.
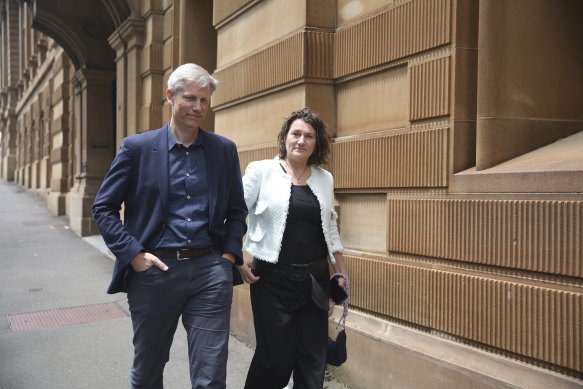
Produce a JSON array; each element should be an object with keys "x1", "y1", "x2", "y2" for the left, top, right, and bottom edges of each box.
[{"x1": 1, "y1": 0, "x2": 582, "y2": 387}]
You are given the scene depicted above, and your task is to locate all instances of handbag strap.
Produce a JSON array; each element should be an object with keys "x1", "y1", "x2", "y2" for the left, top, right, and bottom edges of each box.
[{"x1": 331, "y1": 272, "x2": 350, "y2": 330}]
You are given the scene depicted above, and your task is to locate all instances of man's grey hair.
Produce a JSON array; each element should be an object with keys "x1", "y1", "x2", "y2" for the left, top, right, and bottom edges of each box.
[{"x1": 167, "y1": 63, "x2": 218, "y2": 94}]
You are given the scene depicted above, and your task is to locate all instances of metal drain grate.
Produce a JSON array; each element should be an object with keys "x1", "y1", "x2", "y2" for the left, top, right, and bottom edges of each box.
[{"x1": 8, "y1": 302, "x2": 128, "y2": 332}]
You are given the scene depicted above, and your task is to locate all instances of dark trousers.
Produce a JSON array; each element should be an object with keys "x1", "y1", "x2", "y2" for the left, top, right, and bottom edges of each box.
[
  {"x1": 126, "y1": 252, "x2": 233, "y2": 389},
  {"x1": 244, "y1": 261, "x2": 329, "y2": 389}
]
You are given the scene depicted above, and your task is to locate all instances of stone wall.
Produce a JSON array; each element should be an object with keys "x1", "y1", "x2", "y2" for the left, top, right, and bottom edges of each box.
[{"x1": 1, "y1": 0, "x2": 581, "y2": 387}]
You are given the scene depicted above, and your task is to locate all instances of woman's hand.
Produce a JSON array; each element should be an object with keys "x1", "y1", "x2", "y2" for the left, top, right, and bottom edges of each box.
[
  {"x1": 332, "y1": 252, "x2": 348, "y2": 289},
  {"x1": 238, "y1": 262, "x2": 261, "y2": 284}
]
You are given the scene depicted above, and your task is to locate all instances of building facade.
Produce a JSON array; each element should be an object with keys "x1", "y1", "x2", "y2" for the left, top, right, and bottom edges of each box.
[{"x1": 1, "y1": 0, "x2": 582, "y2": 387}]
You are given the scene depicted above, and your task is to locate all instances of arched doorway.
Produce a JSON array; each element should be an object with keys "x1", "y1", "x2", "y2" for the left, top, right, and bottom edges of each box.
[{"x1": 30, "y1": 0, "x2": 130, "y2": 235}]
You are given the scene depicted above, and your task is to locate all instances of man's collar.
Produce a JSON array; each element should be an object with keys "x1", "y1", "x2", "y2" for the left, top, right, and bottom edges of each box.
[{"x1": 167, "y1": 125, "x2": 204, "y2": 150}]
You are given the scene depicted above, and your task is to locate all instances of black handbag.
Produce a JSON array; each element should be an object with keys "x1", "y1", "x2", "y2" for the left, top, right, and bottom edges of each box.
[
  {"x1": 326, "y1": 325, "x2": 347, "y2": 366},
  {"x1": 327, "y1": 273, "x2": 349, "y2": 366}
]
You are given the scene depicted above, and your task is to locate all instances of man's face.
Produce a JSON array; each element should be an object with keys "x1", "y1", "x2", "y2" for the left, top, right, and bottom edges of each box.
[{"x1": 166, "y1": 81, "x2": 212, "y2": 132}]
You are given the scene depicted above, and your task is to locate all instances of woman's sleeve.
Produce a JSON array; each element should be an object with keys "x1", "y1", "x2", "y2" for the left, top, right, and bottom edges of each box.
[
  {"x1": 242, "y1": 161, "x2": 261, "y2": 210},
  {"x1": 327, "y1": 172, "x2": 344, "y2": 254}
]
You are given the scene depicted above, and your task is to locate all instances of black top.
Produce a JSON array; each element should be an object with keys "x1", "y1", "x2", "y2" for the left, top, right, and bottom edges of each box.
[{"x1": 278, "y1": 179, "x2": 329, "y2": 266}]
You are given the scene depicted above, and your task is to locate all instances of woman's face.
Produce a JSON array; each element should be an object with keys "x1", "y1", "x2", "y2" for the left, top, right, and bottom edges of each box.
[{"x1": 285, "y1": 119, "x2": 317, "y2": 163}]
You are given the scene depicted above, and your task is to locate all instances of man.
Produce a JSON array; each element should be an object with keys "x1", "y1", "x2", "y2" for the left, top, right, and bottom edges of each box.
[{"x1": 93, "y1": 63, "x2": 254, "y2": 389}]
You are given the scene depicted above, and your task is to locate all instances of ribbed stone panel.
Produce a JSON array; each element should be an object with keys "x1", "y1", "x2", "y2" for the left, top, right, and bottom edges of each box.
[
  {"x1": 213, "y1": 31, "x2": 333, "y2": 107},
  {"x1": 141, "y1": 42, "x2": 163, "y2": 72},
  {"x1": 330, "y1": 128, "x2": 448, "y2": 189},
  {"x1": 346, "y1": 255, "x2": 583, "y2": 372},
  {"x1": 239, "y1": 146, "x2": 278, "y2": 173},
  {"x1": 388, "y1": 199, "x2": 583, "y2": 278},
  {"x1": 334, "y1": 0, "x2": 451, "y2": 78},
  {"x1": 410, "y1": 56, "x2": 450, "y2": 120},
  {"x1": 140, "y1": 104, "x2": 164, "y2": 133}
]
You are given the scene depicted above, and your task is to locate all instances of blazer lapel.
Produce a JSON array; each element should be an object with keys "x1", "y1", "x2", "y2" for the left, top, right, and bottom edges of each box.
[
  {"x1": 154, "y1": 125, "x2": 169, "y2": 215},
  {"x1": 201, "y1": 130, "x2": 218, "y2": 225}
]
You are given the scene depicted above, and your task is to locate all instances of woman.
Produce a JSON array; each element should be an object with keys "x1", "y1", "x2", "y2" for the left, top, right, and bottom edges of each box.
[{"x1": 241, "y1": 107, "x2": 348, "y2": 389}]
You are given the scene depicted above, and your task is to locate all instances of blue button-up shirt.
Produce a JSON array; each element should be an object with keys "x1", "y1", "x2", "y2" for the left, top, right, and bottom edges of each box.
[{"x1": 156, "y1": 128, "x2": 213, "y2": 249}]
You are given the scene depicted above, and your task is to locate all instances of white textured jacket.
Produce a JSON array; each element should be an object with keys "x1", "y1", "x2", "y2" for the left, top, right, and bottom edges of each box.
[{"x1": 243, "y1": 158, "x2": 343, "y2": 264}]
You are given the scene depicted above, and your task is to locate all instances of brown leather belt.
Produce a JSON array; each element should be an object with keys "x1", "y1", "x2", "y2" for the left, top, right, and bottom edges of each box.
[{"x1": 152, "y1": 246, "x2": 213, "y2": 260}]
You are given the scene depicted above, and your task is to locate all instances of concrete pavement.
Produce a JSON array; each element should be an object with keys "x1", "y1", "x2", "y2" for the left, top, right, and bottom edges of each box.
[{"x1": 0, "y1": 180, "x2": 350, "y2": 389}]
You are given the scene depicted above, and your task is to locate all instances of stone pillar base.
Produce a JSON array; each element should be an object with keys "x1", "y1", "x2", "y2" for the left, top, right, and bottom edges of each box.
[
  {"x1": 48, "y1": 191, "x2": 67, "y2": 216},
  {"x1": 231, "y1": 284, "x2": 256, "y2": 347},
  {"x1": 16, "y1": 168, "x2": 24, "y2": 185},
  {"x1": 1, "y1": 155, "x2": 16, "y2": 181},
  {"x1": 66, "y1": 189, "x2": 98, "y2": 237},
  {"x1": 31, "y1": 160, "x2": 40, "y2": 189},
  {"x1": 39, "y1": 157, "x2": 50, "y2": 189},
  {"x1": 65, "y1": 175, "x2": 102, "y2": 237},
  {"x1": 32, "y1": 188, "x2": 50, "y2": 201}
]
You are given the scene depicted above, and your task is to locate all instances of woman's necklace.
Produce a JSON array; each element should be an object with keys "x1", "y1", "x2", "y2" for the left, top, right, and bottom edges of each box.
[{"x1": 284, "y1": 160, "x2": 309, "y2": 184}]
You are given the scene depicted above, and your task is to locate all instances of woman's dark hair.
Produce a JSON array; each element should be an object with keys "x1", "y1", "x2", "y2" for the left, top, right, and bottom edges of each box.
[{"x1": 277, "y1": 107, "x2": 331, "y2": 166}]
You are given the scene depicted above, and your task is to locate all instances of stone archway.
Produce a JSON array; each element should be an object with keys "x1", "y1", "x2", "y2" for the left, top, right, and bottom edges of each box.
[
  {"x1": 30, "y1": 0, "x2": 125, "y2": 69},
  {"x1": 29, "y1": 0, "x2": 130, "y2": 236}
]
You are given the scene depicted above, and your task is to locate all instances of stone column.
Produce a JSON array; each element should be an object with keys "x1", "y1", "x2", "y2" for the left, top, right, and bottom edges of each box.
[
  {"x1": 47, "y1": 53, "x2": 72, "y2": 216},
  {"x1": 139, "y1": 2, "x2": 165, "y2": 130},
  {"x1": 476, "y1": 0, "x2": 583, "y2": 170},
  {"x1": 109, "y1": 17, "x2": 145, "y2": 146},
  {"x1": 30, "y1": 99, "x2": 40, "y2": 189},
  {"x1": 1, "y1": 0, "x2": 20, "y2": 182},
  {"x1": 1, "y1": 89, "x2": 18, "y2": 181},
  {"x1": 66, "y1": 68, "x2": 115, "y2": 236},
  {"x1": 177, "y1": 0, "x2": 216, "y2": 130},
  {"x1": 38, "y1": 85, "x2": 51, "y2": 195},
  {"x1": 18, "y1": 116, "x2": 30, "y2": 186}
]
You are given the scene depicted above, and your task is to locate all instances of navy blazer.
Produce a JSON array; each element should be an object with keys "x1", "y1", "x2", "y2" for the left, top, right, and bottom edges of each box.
[{"x1": 93, "y1": 124, "x2": 248, "y2": 294}]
